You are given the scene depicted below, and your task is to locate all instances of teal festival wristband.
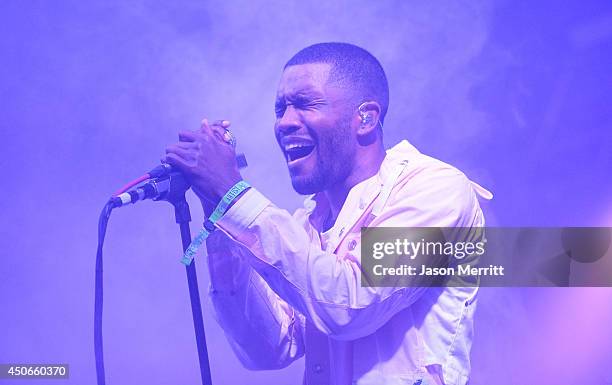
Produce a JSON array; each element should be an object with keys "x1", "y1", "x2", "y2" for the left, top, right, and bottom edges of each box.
[{"x1": 180, "y1": 180, "x2": 251, "y2": 265}]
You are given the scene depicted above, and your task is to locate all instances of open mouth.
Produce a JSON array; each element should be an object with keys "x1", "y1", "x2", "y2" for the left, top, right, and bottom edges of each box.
[{"x1": 285, "y1": 143, "x2": 315, "y2": 162}]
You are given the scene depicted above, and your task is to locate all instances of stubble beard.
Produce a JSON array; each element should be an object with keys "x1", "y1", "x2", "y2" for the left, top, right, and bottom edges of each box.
[{"x1": 291, "y1": 118, "x2": 354, "y2": 195}]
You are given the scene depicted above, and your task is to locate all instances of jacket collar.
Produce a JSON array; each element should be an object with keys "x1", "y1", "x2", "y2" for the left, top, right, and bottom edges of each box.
[{"x1": 303, "y1": 140, "x2": 420, "y2": 230}]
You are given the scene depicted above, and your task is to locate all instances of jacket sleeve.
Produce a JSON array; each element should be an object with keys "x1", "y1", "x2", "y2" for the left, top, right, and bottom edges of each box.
[
  {"x1": 215, "y1": 165, "x2": 486, "y2": 341},
  {"x1": 206, "y1": 230, "x2": 305, "y2": 370}
]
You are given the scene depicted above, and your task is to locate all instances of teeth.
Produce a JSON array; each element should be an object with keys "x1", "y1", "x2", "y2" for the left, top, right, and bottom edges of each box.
[
  {"x1": 284, "y1": 143, "x2": 311, "y2": 151},
  {"x1": 283, "y1": 142, "x2": 315, "y2": 162}
]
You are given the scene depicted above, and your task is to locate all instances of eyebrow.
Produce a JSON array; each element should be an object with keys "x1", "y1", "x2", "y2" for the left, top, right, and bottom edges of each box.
[{"x1": 276, "y1": 89, "x2": 323, "y2": 104}]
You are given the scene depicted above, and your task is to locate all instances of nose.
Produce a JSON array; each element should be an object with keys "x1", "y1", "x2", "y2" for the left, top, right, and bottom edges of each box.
[{"x1": 275, "y1": 105, "x2": 301, "y2": 138}]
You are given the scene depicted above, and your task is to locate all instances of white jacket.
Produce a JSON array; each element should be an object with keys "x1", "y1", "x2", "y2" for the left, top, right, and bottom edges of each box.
[{"x1": 207, "y1": 140, "x2": 491, "y2": 385}]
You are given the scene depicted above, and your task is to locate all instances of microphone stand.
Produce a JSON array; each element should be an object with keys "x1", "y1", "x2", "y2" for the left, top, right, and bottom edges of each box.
[{"x1": 157, "y1": 172, "x2": 212, "y2": 385}]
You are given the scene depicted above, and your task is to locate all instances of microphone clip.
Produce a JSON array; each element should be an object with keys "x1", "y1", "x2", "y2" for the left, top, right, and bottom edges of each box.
[
  {"x1": 151, "y1": 171, "x2": 191, "y2": 203},
  {"x1": 110, "y1": 170, "x2": 190, "y2": 208}
]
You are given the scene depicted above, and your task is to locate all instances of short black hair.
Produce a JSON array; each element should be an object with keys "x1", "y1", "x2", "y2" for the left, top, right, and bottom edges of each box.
[{"x1": 284, "y1": 42, "x2": 389, "y2": 124}]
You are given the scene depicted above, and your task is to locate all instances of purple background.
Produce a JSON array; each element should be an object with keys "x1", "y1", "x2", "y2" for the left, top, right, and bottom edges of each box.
[{"x1": 1, "y1": 1, "x2": 611, "y2": 384}]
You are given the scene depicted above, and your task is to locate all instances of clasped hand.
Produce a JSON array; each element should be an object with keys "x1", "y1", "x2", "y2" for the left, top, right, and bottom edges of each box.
[{"x1": 163, "y1": 119, "x2": 242, "y2": 207}]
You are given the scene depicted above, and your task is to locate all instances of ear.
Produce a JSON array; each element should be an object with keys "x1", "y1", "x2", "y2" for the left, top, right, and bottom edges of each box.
[{"x1": 355, "y1": 101, "x2": 382, "y2": 138}]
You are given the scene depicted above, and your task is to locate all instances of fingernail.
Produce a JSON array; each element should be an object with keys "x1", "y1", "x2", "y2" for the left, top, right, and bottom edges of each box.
[{"x1": 222, "y1": 120, "x2": 230, "y2": 127}]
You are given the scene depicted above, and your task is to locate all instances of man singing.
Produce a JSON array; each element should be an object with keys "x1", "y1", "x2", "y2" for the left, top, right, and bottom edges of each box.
[{"x1": 164, "y1": 42, "x2": 491, "y2": 385}]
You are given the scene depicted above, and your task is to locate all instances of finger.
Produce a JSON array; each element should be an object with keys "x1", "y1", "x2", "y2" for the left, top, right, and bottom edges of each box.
[
  {"x1": 211, "y1": 119, "x2": 231, "y2": 128},
  {"x1": 171, "y1": 141, "x2": 199, "y2": 149},
  {"x1": 209, "y1": 124, "x2": 229, "y2": 144},
  {"x1": 163, "y1": 152, "x2": 190, "y2": 169},
  {"x1": 165, "y1": 143, "x2": 196, "y2": 159},
  {"x1": 178, "y1": 130, "x2": 199, "y2": 142},
  {"x1": 199, "y1": 118, "x2": 213, "y2": 135}
]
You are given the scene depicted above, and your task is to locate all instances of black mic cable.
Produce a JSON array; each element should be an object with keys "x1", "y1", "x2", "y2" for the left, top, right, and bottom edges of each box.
[
  {"x1": 95, "y1": 200, "x2": 113, "y2": 385},
  {"x1": 95, "y1": 153, "x2": 247, "y2": 385}
]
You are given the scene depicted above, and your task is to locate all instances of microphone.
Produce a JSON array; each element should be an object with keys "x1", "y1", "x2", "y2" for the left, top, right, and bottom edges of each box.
[
  {"x1": 110, "y1": 153, "x2": 248, "y2": 208},
  {"x1": 110, "y1": 169, "x2": 188, "y2": 208}
]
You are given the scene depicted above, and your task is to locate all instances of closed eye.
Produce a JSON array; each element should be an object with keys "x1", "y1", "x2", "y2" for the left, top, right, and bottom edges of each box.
[
  {"x1": 275, "y1": 95, "x2": 326, "y2": 118},
  {"x1": 275, "y1": 102, "x2": 286, "y2": 118}
]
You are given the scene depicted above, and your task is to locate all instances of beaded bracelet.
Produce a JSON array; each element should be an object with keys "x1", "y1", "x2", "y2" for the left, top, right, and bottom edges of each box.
[{"x1": 180, "y1": 180, "x2": 251, "y2": 265}]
